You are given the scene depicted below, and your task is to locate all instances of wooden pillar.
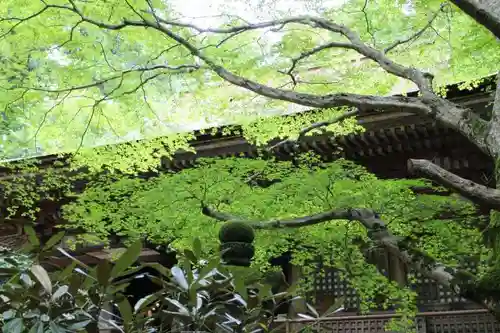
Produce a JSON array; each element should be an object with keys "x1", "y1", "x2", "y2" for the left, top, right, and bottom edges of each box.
[
  {"x1": 390, "y1": 254, "x2": 408, "y2": 287},
  {"x1": 287, "y1": 264, "x2": 307, "y2": 318}
]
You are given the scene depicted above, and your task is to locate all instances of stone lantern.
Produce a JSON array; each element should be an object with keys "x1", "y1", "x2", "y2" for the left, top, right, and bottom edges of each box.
[{"x1": 218, "y1": 221, "x2": 255, "y2": 267}]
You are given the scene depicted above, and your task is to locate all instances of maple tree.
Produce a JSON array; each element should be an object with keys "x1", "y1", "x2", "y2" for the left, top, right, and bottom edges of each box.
[{"x1": 0, "y1": 0, "x2": 500, "y2": 328}]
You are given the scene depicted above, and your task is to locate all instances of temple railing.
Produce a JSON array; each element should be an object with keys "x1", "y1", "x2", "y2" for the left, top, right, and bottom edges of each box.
[{"x1": 273, "y1": 309, "x2": 499, "y2": 333}]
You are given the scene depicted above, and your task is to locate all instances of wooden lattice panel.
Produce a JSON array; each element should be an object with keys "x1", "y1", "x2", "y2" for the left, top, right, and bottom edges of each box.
[
  {"x1": 284, "y1": 316, "x2": 428, "y2": 333},
  {"x1": 412, "y1": 261, "x2": 477, "y2": 307},
  {"x1": 0, "y1": 224, "x2": 25, "y2": 250},
  {"x1": 277, "y1": 311, "x2": 498, "y2": 333},
  {"x1": 313, "y1": 267, "x2": 360, "y2": 309},
  {"x1": 425, "y1": 312, "x2": 500, "y2": 333}
]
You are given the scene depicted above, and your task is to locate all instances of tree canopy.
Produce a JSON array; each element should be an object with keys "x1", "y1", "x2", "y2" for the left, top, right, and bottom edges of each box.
[
  {"x1": 0, "y1": 0, "x2": 498, "y2": 161},
  {"x1": 1, "y1": 0, "x2": 500, "y2": 329}
]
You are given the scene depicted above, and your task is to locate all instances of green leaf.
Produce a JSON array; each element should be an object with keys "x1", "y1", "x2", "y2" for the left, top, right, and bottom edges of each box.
[
  {"x1": 28, "y1": 321, "x2": 44, "y2": 333},
  {"x1": 24, "y1": 226, "x2": 39, "y2": 247},
  {"x1": 196, "y1": 257, "x2": 220, "y2": 282},
  {"x1": 133, "y1": 293, "x2": 160, "y2": 313},
  {"x1": 96, "y1": 260, "x2": 112, "y2": 286},
  {"x1": 165, "y1": 297, "x2": 189, "y2": 315},
  {"x1": 183, "y1": 249, "x2": 197, "y2": 263},
  {"x1": 322, "y1": 297, "x2": 345, "y2": 316},
  {"x1": 234, "y1": 276, "x2": 248, "y2": 301},
  {"x1": 3, "y1": 318, "x2": 24, "y2": 333},
  {"x1": 57, "y1": 248, "x2": 90, "y2": 270},
  {"x1": 297, "y1": 313, "x2": 315, "y2": 320},
  {"x1": 42, "y1": 231, "x2": 66, "y2": 252},
  {"x1": 144, "y1": 262, "x2": 170, "y2": 278},
  {"x1": 110, "y1": 240, "x2": 142, "y2": 278},
  {"x1": 2, "y1": 310, "x2": 15, "y2": 320},
  {"x1": 68, "y1": 273, "x2": 84, "y2": 296},
  {"x1": 48, "y1": 321, "x2": 67, "y2": 333},
  {"x1": 51, "y1": 285, "x2": 69, "y2": 301},
  {"x1": 306, "y1": 303, "x2": 320, "y2": 318},
  {"x1": 193, "y1": 237, "x2": 202, "y2": 259},
  {"x1": 66, "y1": 320, "x2": 91, "y2": 330},
  {"x1": 171, "y1": 266, "x2": 189, "y2": 290},
  {"x1": 117, "y1": 296, "x2": 134, "y2": 326},
  {"x1": 30, "y1": 264, "x2": 52, "y2": 294},
  {"x1": 57, "y1": 261, "x2": 77, "y2": 281}
]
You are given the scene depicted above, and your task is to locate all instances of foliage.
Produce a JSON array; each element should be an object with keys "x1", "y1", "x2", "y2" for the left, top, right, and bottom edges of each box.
[
  {"x1": 0, "y1": 0, "x2": 497, "y2": 162},
  {"x1": 56, "y1": 155, "x2": 484, "y2": 329},
  {"x1": 0, "y1": 0, "x2": 498, "y2": 329},
  {"x1": 0, "y1": 231, "x2": 309, "y2": 333}
]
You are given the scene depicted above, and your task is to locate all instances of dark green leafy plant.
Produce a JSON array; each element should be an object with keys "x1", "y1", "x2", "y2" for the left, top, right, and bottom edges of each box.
[{"x1": 0, "y1": 231, "x2": 316, "y2": 333}]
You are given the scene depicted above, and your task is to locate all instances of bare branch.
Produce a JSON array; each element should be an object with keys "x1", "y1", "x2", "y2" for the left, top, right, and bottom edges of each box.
[
  {"x1": 280, "y1": 41, "x2": 355, "y2": 85},
  {"x1": 408, "y1": 158, "x2": 500, "y2": 209},
  {"x1": 0, "y1": 5, "x2": 52, "y2": 38},
  {"x1": 360, "y1": 0, "x2": 376, "y2": 46},
  {"x1": 14, "y1": 64, "x2": 200, "y2": 94},
  {"x1": 148, "y1": 15, "x2": 434, "y2": 91},
  {"x1": 384, "y1": 3, "x2": 448, "y2": 53}
]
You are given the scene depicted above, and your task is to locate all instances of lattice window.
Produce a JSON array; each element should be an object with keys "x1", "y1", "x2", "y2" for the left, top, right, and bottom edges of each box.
[
  {"x1": 313, "y1": 266, "x2": 360, "y2": 310},
  {"x1": 426, "y1": 312, "x2": 500, "y2": 333},
  {"x1": 0, "y1": 224, "x2": 25, "y2": 250},
  {"x1": 412, "y1": 261, "x2": 477, "y2": 307}
]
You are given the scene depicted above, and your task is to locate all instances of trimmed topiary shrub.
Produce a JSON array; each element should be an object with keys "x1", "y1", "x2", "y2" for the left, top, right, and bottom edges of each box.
[
  {"x1": 218, "y1": 221, "x2": 255, "y2": 243},
  {"x1": 220, "y1": 241, "x2": 255, "y2": 267}
]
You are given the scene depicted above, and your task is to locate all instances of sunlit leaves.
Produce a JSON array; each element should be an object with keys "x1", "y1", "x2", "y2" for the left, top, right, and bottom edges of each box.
[
  {"x1": 62, "y1": 156, "x2": 482, "y2": 277},
  {"x1": 0, "y1": 0, "x2": 497, "y2": 162}
]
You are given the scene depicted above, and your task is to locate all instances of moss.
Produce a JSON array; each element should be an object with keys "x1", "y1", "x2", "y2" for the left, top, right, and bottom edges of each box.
[
  {"x1": 220, "y1": 242, "x2": 255, "y2": 266},
  {"x1": 218, "y1": 222, "x2": 255, "y2": 243}
]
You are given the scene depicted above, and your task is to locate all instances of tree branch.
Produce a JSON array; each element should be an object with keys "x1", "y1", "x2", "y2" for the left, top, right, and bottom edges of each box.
[
  {"x1": 486, "y1": 72, "x2": 500, "y2": 158},
  {"x1": 3, "y1": 2, "x2": 494, "y2": 158},
  {"x1": 384, "y1": 3, "x2": 448, "y2": 53},
  {"x1": 408, "y1": 159, "x2": 500, "y2": 209},
  {"x1": 280, "y1": 41, "x2": 356, "y2": 85},
  {"x1": 202, "y1": 204, "x2": 500, "y2": 317},
  {"x1": 144, "y1": 13, "x2": 495, "y2": 157},
  {"x1": 1, "y1": 4, "x2": 433, "y2": 114},
  {"x1": 449, "y1": 0, "x2": 500, "y2": 39},
  {"x1": 14, "y1": 64, "x2": 200, "y2": 94},
  {"x1": 202, "y1": 204, "x2": 355, "y2": 229},
  {"x1": 152, "y1": 15, "x2": 434, "y2": 91}
]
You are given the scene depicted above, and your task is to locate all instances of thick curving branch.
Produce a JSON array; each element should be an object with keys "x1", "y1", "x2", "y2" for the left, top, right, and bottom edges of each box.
[
  {"x1": 138, "y1": 12, "x2": 493, "y2": 156},
  {"x1": 0, "y1": 4, "x2": 432, "y2": 113},
  {"x1": 408, "y1": 159, "x2": 500, "y2": 210},
  {"x1": 151, "y1": 15, "x2": 435, "y2": 92},
  {"x1": 202, "y1": 204, "x2": 500, "y2": 317},
  {"x1": 449, "y1": 0, "x2": 500, "y2": 39},
  {"x1": 202, "y1": 204, "x2": 355, "y2": 229},
  {"x1": 486, "y1": 72, "x2": 500, "y2": 158},
  {"x1": 1, "y1": 2, "x2": 494, "y2": 156}
]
